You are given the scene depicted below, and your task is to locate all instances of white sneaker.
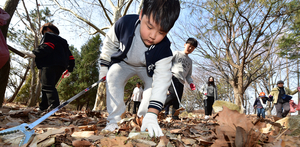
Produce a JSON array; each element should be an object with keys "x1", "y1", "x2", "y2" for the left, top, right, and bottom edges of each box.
[
  {"x1": 204, "y1": 115, "x2": 210, "y2": 119},
  {"x1": 102, "y1": 123, "x2": 119, "y2": 132}
]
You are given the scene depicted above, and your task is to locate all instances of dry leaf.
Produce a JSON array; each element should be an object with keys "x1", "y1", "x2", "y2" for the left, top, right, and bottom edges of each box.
[
  {"x1": 181, "y1": 137, "x2": 196, "y2": 145},
  {"x1": 170, "y1": 129, "x2": 182, "y2": 134},
  {"x1": 72, "y1": 140, "x2": 91, "y2": 147},
  {"x1": 71, "y1": 131, "x2": 94, "y2": 138}
]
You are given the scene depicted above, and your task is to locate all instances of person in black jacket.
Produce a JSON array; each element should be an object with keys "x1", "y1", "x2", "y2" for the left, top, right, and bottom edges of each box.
[{"x1": 21, "y1": 23, "x2": 75, "y2": 111}]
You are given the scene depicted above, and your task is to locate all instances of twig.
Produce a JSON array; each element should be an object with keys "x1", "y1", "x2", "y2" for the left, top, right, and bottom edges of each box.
[{"x1": 274, "y1": 127, "x2": 289, "y2": 143}]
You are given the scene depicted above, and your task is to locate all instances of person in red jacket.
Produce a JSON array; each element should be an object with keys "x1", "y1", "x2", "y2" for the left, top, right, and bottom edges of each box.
[
  {"x1": 21, "y1": 23, "x2": 75, "y2": 111},
  {"x1": 0, "y1": 8, "x2": 10, "y2": 108}
]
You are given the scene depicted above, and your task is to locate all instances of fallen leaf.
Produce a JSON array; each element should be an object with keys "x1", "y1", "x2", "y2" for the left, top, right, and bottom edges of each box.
[
  {"x1": 37, "y1": 137, "x2": 55, "y2": 147},
  {"x1": 181, "y1": 137, "x2": 196, "y2": 145},
  {"x1": 72, "y1": 140, "x2": 91, "y2": 147},
  {"x1": 170, "y1": 129, "x2": 182, "y2": 134},
  {"x1": 71, "y1": 131, "x2": 94, "y2": 138}
]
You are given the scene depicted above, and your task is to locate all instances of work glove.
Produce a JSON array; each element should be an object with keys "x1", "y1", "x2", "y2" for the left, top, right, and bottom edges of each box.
[
  {"x1": 99, "y1": 66, "x2": 108, "y2": 79},
  {"x1": 204, "y1": 93, "x2": 207, "y2": 95},
  {"x1": 190, "y1": 83, "x2": 196, "y2": 91},
  {"x1": 141, "y1": 112, "x2": 163, "y2": 137},
  {"x1": 62, "y1": 70, "x2": 71, "y2": 78},
  {"x1": 21, "y1": 50, "x2": 36, "y2": 58}
]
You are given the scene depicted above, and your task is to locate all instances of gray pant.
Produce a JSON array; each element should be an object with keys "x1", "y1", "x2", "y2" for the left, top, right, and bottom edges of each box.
[
  {"x1": 275, "y1": 102, "x2": 290, "y2": 118},
  {"x1": 106, "y1": 61, "x2": 153, "y2": 124}
]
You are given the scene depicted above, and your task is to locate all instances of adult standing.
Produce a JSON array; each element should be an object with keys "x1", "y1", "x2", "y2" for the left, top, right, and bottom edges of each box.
[
  {"x1": 0, "y1": 8, "x2": 10, "y2": 108},
  {"x1": 200, "y1": 76, "x2": 218, "y2": 119},
  {"x1": 269, "y1": 80, "x2": 300, "y2": 118},
  {"x1": 131, "y1": 82, "x2": 143, "y2": 116}
]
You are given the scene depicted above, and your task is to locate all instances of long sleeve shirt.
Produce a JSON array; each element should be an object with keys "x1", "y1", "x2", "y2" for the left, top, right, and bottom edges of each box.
[
  {"x1": 171, "y1": 51, "x2": 193, "y2": 85},
  {"x1": 0, "y1": 8, "x2": 10, "y2": 69}
]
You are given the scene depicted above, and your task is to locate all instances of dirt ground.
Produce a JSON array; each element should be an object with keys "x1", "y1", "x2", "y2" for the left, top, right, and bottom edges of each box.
[{"x1": 1, "y1": 102, "x2": 300, "y2": 147}]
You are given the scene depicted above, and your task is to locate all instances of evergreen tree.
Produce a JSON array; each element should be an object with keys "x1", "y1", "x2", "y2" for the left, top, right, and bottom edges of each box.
[
  {"x1": 58, "y1": 35, "x2": 101, "y2": 110},
  {"x1": 278, "y1": 0, "x2": 300, "y2": 59}
]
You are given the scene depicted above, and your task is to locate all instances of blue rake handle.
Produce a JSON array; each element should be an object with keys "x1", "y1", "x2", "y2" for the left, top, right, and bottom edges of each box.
[{"x1": 0, "y1": 77, "x2": 106, "y2": 146}]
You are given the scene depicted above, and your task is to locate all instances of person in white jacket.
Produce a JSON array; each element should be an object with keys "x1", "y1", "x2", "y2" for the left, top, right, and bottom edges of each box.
[
  {"x1": 131, "y1": 82, "x2": 143, "y2": 115},
  {"x1": 98, "y1": 0, "x2": 181, "y2": 137},
  {"x1": 200, "y1": 76, "x2": 218, "y2": 119}
]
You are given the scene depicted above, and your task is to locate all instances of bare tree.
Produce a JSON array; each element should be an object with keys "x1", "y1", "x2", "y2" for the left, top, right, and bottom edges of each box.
[
  {"x1": 49, "y1": 0, "x2": 143, "y2": 36},
  {"x1": 177, "y1": 0, "x2": 295, "y2": 110}
]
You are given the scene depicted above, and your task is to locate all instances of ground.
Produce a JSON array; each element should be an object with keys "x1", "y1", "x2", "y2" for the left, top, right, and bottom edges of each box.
[{"x1": 0, "y1": 102, "x2": 300, "y2": 147}]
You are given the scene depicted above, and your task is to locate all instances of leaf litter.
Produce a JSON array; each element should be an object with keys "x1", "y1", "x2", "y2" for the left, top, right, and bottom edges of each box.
[{"x1": 0, "y1": 103, "x2": 300, "y2": 146}]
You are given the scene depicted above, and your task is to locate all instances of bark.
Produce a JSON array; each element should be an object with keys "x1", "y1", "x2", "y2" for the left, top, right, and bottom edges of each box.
[
  {"x1": 28, "y1": 61, "x2": 37, "y2": 106},
  {"x1": 92, "y1": 82, "x2": 106, "y2": 111},
  {"x1": 0, "y1": 0, "x2": 20, "y2": 38}
]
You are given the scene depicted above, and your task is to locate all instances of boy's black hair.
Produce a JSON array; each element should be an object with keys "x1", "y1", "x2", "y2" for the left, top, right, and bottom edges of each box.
[
  {"x1": 186, "y1": 38, "x2": 198, "y2": 48},
  {"x1": 40, "y1": 23, "x2": 60, "y2": 35},
  {"x1": 142, "y1": 0, "x2": 180, "y2": 32},
  {"x1": 137, "y1": 82, "x2": 141, "y2": 85}
]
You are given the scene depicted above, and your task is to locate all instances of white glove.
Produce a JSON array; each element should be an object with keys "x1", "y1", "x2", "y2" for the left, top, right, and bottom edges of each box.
[
  {"x1": 21, "y1": 50, "x2": 36, "y2": 58},
  {"x1": 99, "y1": 66, "x2": 108, "y2": 79},
  {"x1": 141, "y1": 112, "x2": 163, "y2": 137},
  {"x1": 62, "y1": 70, "x2": 71, "y2": 78}
]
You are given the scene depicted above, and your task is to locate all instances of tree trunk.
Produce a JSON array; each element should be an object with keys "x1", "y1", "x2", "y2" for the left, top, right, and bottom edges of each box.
[
  {"x1": 286, "y1": 58, "x2": 289, "y2": 88},
  {"x1": 86, "y1": 98, "x2": 90, "y2": 110},
  {"x1": 28, "y1": 61, "x2": 37, "y2": 106},
  {"x1": 92, "y1": 82, "x2": 106, "y2": 111},
  {"x1": 0, "y1": 0, "x2": 20, "y2": 38},
  {"x1": 33, "y1": 69, "x2": 42, "y2": 105},
  {"x1": 7, "y1": 65, "x2": 30, "y2": 102}
]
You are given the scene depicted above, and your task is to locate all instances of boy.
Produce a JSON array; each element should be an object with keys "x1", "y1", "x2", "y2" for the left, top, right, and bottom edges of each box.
[
  {"x1": 99, "y1": 0, "x2": 180, "y2": 137},
  {"x1": 131, "y1": 82, "x2": 143, "y2": 116},
  {"x1": 253, "y1": 92, "x2": 271, "y2": 118},
  {"x1": 21, "y1": 23, "x2": 75, "y2": 111},
  {"x1": 164, "y1": 38, "x2": 198, "y2": 120}
]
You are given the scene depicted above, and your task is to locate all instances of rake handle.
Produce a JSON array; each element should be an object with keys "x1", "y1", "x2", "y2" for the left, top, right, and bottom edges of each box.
[{"x1": 27, "y1": 77, "x2": 106, "y2": 129}]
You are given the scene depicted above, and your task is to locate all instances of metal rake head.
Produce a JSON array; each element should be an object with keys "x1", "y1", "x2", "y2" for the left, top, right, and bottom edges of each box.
[{"x1": 0, "y1": 123, "x2": 35, "y2": 146}]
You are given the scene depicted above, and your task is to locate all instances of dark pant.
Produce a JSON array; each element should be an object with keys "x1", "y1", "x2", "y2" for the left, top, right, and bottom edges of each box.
[
  {"x1": 205, "y1": 96, "x2": 214, "y2": 115},
  {"x1": 0, "y1": 58, "x2": 10, "y2": 108},
  {"x1": 164, "y1": 76, "x2": 184, "y2": 110},
  {"x1": 39, "y1": 66, "x2": 65, "y2": 111},
  {"x1": 132, "y1": 101, "x2": 140, "y2": 114},
  {"x1": 257, "y1": 108, "x2": 265, "y2": 118},
  {"x1": 164, "y1": 104, "x2": 170, "y2": 116},
  {"x1": 275, "y1": 102, "x2": 290, "y2": 118}
]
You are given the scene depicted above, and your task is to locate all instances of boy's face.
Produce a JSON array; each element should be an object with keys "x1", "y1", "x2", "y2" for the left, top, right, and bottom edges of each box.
[
  {"x1": 184, "y1": 43, "x2": 196, "y2": 54},
  {"x1": 139, "y1": 11, "x2": 167, "y2": 46},
  {"x1": 42, "y1": 27, "x2": 53, "y2": 35}
]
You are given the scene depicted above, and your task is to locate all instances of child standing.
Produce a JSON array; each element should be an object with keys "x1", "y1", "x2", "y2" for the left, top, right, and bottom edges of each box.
[
  {"x1": 253, "y1": 92, "x2": 270, "y2": 118},
  {"x1": 164, "y1": 38, "x2": 198, "y2": 120},
  {"x1": 21, "y1": 23, "x2": 75, "y2": 111},
  {"x1": 131, "y1": 82, "x2": 143, "y2": 116},
  {"x1": 99, "y1": 0, "x2": 180, "y2": 137}
]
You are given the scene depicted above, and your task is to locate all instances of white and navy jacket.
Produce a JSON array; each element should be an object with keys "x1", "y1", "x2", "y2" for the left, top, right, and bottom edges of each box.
[{"x1": 100, "y1": 14, "x2": 173, "y2": 111}]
